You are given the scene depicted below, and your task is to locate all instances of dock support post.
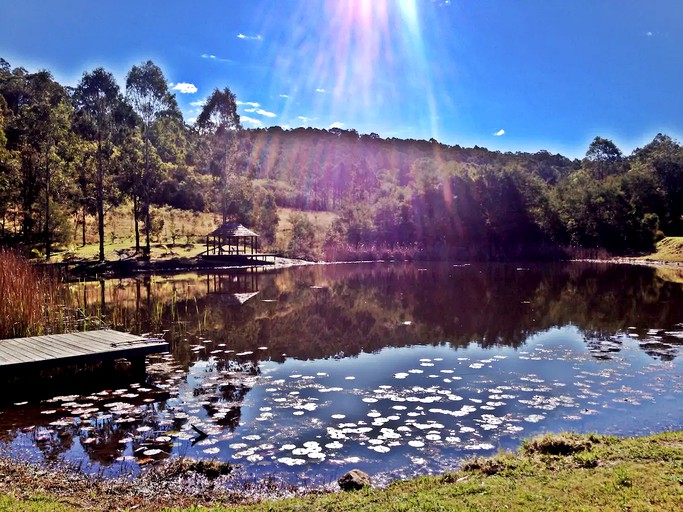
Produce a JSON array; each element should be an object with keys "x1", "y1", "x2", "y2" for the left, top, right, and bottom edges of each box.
[{"x1": 130, "y1": 357, "x2": 146, "y2": 380}]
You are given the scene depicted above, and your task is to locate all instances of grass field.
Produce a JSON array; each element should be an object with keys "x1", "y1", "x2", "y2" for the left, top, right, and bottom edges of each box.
[
  {"x1": 233, "y1": 432, "x2": 683, "y2": 512},
  {"x1": 641, "y1": 237, "x2": 683, "y2": 263},
  {"x1": 276, "y1": 207, "x2": 338, "y2": 254},
  {"x1": 47, "y1": 204, "x2": 337, "y2": 262},
  {"x1": 0, "y1": 432, "x2": 681, "y2": 511},
  {"x1": 40, "y1": 205, "x2": 683, "y2": 266}
]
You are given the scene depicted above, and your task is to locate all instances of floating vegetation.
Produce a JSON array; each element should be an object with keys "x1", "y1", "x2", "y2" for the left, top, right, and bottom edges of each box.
[{"x1": 2, "y1": 265, "x2": 683, "y2": 488}]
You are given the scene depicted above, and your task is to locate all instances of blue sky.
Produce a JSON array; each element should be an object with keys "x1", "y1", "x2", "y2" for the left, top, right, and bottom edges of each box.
[{"x1": 1, "y1": 0, "x2": 681, "y2": 158}]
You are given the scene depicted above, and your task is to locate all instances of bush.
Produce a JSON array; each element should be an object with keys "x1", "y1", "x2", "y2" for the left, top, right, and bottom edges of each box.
[{"x1": 287, "y1": 212, "x2": 317, "y2": 259}]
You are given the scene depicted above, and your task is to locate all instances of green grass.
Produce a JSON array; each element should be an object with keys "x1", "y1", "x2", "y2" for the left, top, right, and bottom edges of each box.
[
  {"x1": 1, "y1": 432, "x2": 682, "y2": 511},
  {"x1": 66, "y1": 240, "x2": 209, "y2": 262},
  {"x1": 53, "y1": 203, "x2": 220, "y2": 262},
  {"x1": 227, "y1": 432, "x2": 683, "y2": 512},
  {"x1": 46, "y1": 204, "x2": 338, "y2": 263},
  {"x1": 0, "y1": 495, "x2": 73, "y2": 512},
  {"x1": 642, "y1": 236, "x2": 683, "y2": 263}
]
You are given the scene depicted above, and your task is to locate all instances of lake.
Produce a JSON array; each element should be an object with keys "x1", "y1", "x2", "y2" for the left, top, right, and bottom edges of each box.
[{"x1": 1, "y1": 261, "x2": 682, "y2": 486}]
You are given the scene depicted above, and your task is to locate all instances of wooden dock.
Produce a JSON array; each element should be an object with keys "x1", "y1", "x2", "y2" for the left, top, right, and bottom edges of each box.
[
  {"x1": 0, "y1": 330, "x2": 169, "y2": 372},
  {"x1": 201, "y1": 253, "x2": 278, "y2": 265}
]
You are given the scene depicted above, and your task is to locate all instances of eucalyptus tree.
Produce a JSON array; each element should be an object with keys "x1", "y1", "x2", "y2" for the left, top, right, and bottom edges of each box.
[
  {"x1": 125, "y1": 60, "x2": 179, "y2": 256},
  {"x1": 585, "y1": 136, "x2": 623, "y2": 180},
  {"x1": 633, "y1": 134, "x2": 683, "y2": 234},
  {"x1": 196, "y1": 87, "x2": 241, "y2": 223},
  {"x1": 116, "y1": 128, "x2": 163, "y2": 252},
  {"x1": 73, "y1": 67, "x2": 126, "y2": 260},
  {"x1": 1, "y1": 68, "x2": 71, "y2": 258},
  {"x1": 0, "y1": 91, "x2": 18, "y2": 239}
]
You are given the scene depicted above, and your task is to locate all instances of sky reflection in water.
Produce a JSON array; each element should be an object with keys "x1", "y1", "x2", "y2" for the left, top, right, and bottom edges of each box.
[{"x1": 1, "y1": 262, "x2": 682, "y2": 485}]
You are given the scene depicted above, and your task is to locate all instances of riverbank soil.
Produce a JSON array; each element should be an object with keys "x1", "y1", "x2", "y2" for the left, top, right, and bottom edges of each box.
[{"x1": 1, "y1": 432, "x2": 681, "y2": 511}]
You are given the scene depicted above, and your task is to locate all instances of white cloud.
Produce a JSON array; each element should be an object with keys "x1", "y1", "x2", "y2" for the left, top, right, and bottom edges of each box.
[
  {"x1": 237, "y1": 33, "x2": 262, "y2": 41},
  {"x1": 646, "y1": 31, "x2": 653, "y2": 36},
  {"x1": 201, "y1": 54, "x2": 232, "y2": 63},
  {"x1": 189, "y1": 99, "x2": 206, "y2": 107},
  {"x1": 236, "y1": 101, "x2": 260, "y2": 107},
  {"x1": 187, "y1": 117, "x2": 197, "y2": 124},
  {"x1": 242, "y1": 106, "x2": 276, "y2": 117},
  {"x1": 279, "y1": 94, "x2": 289, "y2": 98},
  {"x1": 171, "y1": 82, "x2": 198, "y2": 94},
  {"x1": 493, "y1": 129, "x2": 505, "y2": 136},
  {"x1": 298, "y1": 116, "x2": 313, "y2": 123},
  {"x1": 241, "y1": 116, "x2": 263, "y2": 126},
  {"x1": 316, "y1": 88, "x2": 326, "y2": 93},
  {"x1": 330, "y1": 121, "x2": 345, "y2": 129},
  {"x1": 256, "y1": 108, "x2": 276, "y2": 118}
]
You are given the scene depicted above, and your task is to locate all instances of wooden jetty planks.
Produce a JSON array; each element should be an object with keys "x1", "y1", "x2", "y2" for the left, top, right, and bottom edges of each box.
[
  {"x1": 8, "y1": 335, "x2": 81, "y2": 359},
  {"x1": 0, "y1": 330, "x2": 168, "y2": 371}
]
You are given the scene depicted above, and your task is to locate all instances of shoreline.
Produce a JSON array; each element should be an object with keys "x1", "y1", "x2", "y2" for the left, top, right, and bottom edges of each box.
[
  {"x1": 61, "y1": 255, "x2": 316, "y2": 279},
  {"x1": 64, "y1": 253, "x2": 683, "y2": 278},
  {"x1": 1, "y1": 430, "x2": 681, "y2": 511},
  {"x1": 0, "y1": 453, "x2": 308, "y2": 511}
]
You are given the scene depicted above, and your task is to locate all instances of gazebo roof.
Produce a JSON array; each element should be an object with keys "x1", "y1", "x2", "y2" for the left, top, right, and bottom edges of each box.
[{"x1": 209, "y1": 223, "x2": 259, "y2": 238}]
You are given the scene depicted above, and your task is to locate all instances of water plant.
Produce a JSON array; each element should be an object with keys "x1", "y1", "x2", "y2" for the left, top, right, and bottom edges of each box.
[{"x1": 0, "y1": 250, "x2": 64, "y2": 338}]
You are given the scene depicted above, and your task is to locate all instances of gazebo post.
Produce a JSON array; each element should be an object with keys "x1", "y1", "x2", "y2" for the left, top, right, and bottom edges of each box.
[{"x1": 204, "y1": 223, "x2": 261, "y2": 261}]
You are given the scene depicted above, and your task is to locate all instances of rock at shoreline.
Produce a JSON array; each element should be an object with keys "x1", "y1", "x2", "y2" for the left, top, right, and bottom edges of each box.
[{"x1": 338, "y1": 469, "x2": 372, "y2": 491}]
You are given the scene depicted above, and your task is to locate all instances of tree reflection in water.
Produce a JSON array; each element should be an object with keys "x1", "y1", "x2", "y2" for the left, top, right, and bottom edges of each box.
[{"x1": 1, "y1": 262, "x2": 682, "y2": 474}]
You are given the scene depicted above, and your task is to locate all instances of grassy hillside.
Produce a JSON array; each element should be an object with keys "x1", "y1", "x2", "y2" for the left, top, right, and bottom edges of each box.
[
  {"x1": 45, "y1": 205, "x2": 337, "y2": 262},
  {"x1": 642, "y1": 237, "x2": 683, "y2": 263}
]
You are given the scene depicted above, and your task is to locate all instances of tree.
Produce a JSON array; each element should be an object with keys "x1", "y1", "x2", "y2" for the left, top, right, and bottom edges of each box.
[
  {"x1": 288, "y1": 212, "x2": 316, "y2": 259},
  {"x1": 633, "y1": 134, "x2": 683, "y2": 235},
  {"x1": 73, "y1": 68, "x2": 125, "y2": 260},
  {"x1": 4, "y1": 70, "x2": 71, "y2": 258},
  {"x1": 585, "y1": 136, "x2": 622, "y2": 179},
  {"x1": 196, "y1": 87, "x2": 241, "y2": 222},
  {"x1": 253, "y1": 188, "x2": 279, "y2": 245},
  {"x1": 0, "y1": 91, "x2": 20, "y2": 239},
  {"x1": 126, "y1": 60, "x2": 178, "y2": 257},
  {"x1": 115, "y1": 129, "x2": 145, "y2": 251}
]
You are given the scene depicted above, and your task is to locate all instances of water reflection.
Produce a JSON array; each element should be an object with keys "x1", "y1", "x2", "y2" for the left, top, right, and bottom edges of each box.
[
  {"x1": 1, "y1": 262, "x2": 683, "y2": 484},
  {"x1": 206, "y1": 268, "x2": 260, "y2": 305},
  {"x1": 59, "y1": 263, "x2": 683, "y2": 363}
]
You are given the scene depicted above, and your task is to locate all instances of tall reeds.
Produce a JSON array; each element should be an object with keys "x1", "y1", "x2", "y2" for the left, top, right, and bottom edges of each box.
[{"x1": 0, "y1": 250, "x2": 63, "y2": 338}]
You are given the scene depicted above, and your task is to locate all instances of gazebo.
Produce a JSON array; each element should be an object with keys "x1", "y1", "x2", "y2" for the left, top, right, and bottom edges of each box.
[
  {"x1": 205, "y1": 268, "x2": 260, "y2": 305},
  {"x1": 205, "y1": 223, "x2": 259, "y2": 257}
]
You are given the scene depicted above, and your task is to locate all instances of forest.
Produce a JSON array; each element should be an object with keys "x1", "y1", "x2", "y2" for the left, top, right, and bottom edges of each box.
[{"x1": 1, "y1": 57, "x2": 683, "y2": 261}]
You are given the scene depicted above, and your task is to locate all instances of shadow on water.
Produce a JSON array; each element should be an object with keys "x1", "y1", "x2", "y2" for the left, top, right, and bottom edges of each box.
[
  {"x1": 1, "y1": 261, "x2": 683, "y2": 481},
  {"x1": 0, "y1": 360, "x2": 148, "y2": 405}
]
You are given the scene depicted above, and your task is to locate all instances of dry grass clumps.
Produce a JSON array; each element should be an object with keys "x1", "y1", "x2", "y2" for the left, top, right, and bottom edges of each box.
[
  {"x1": 162, "y1": 458, "x2": 233, "y2": 480},
  {"x1": 0, "y1": 249, "x2": 64, "y2": 339},
  {"x1": 522, "y1": 433, "x2": 597, "y2": 456},
  {"x1": 461, "y1": 457, "x2": 515, "y2": 475}
]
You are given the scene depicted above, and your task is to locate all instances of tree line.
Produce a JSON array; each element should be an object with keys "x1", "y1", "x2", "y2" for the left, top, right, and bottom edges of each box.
[
  {"x1": 1, "y1": 57, "x2": 682, "y2": 261},
  {"x1": 0, "y1": 58, "x2": 277, "y2": 260}
]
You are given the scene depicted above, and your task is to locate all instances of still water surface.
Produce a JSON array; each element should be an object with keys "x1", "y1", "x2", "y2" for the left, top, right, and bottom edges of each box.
[{"x1": 1, "y1": 262, "x2": 682, "y2": 485}]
